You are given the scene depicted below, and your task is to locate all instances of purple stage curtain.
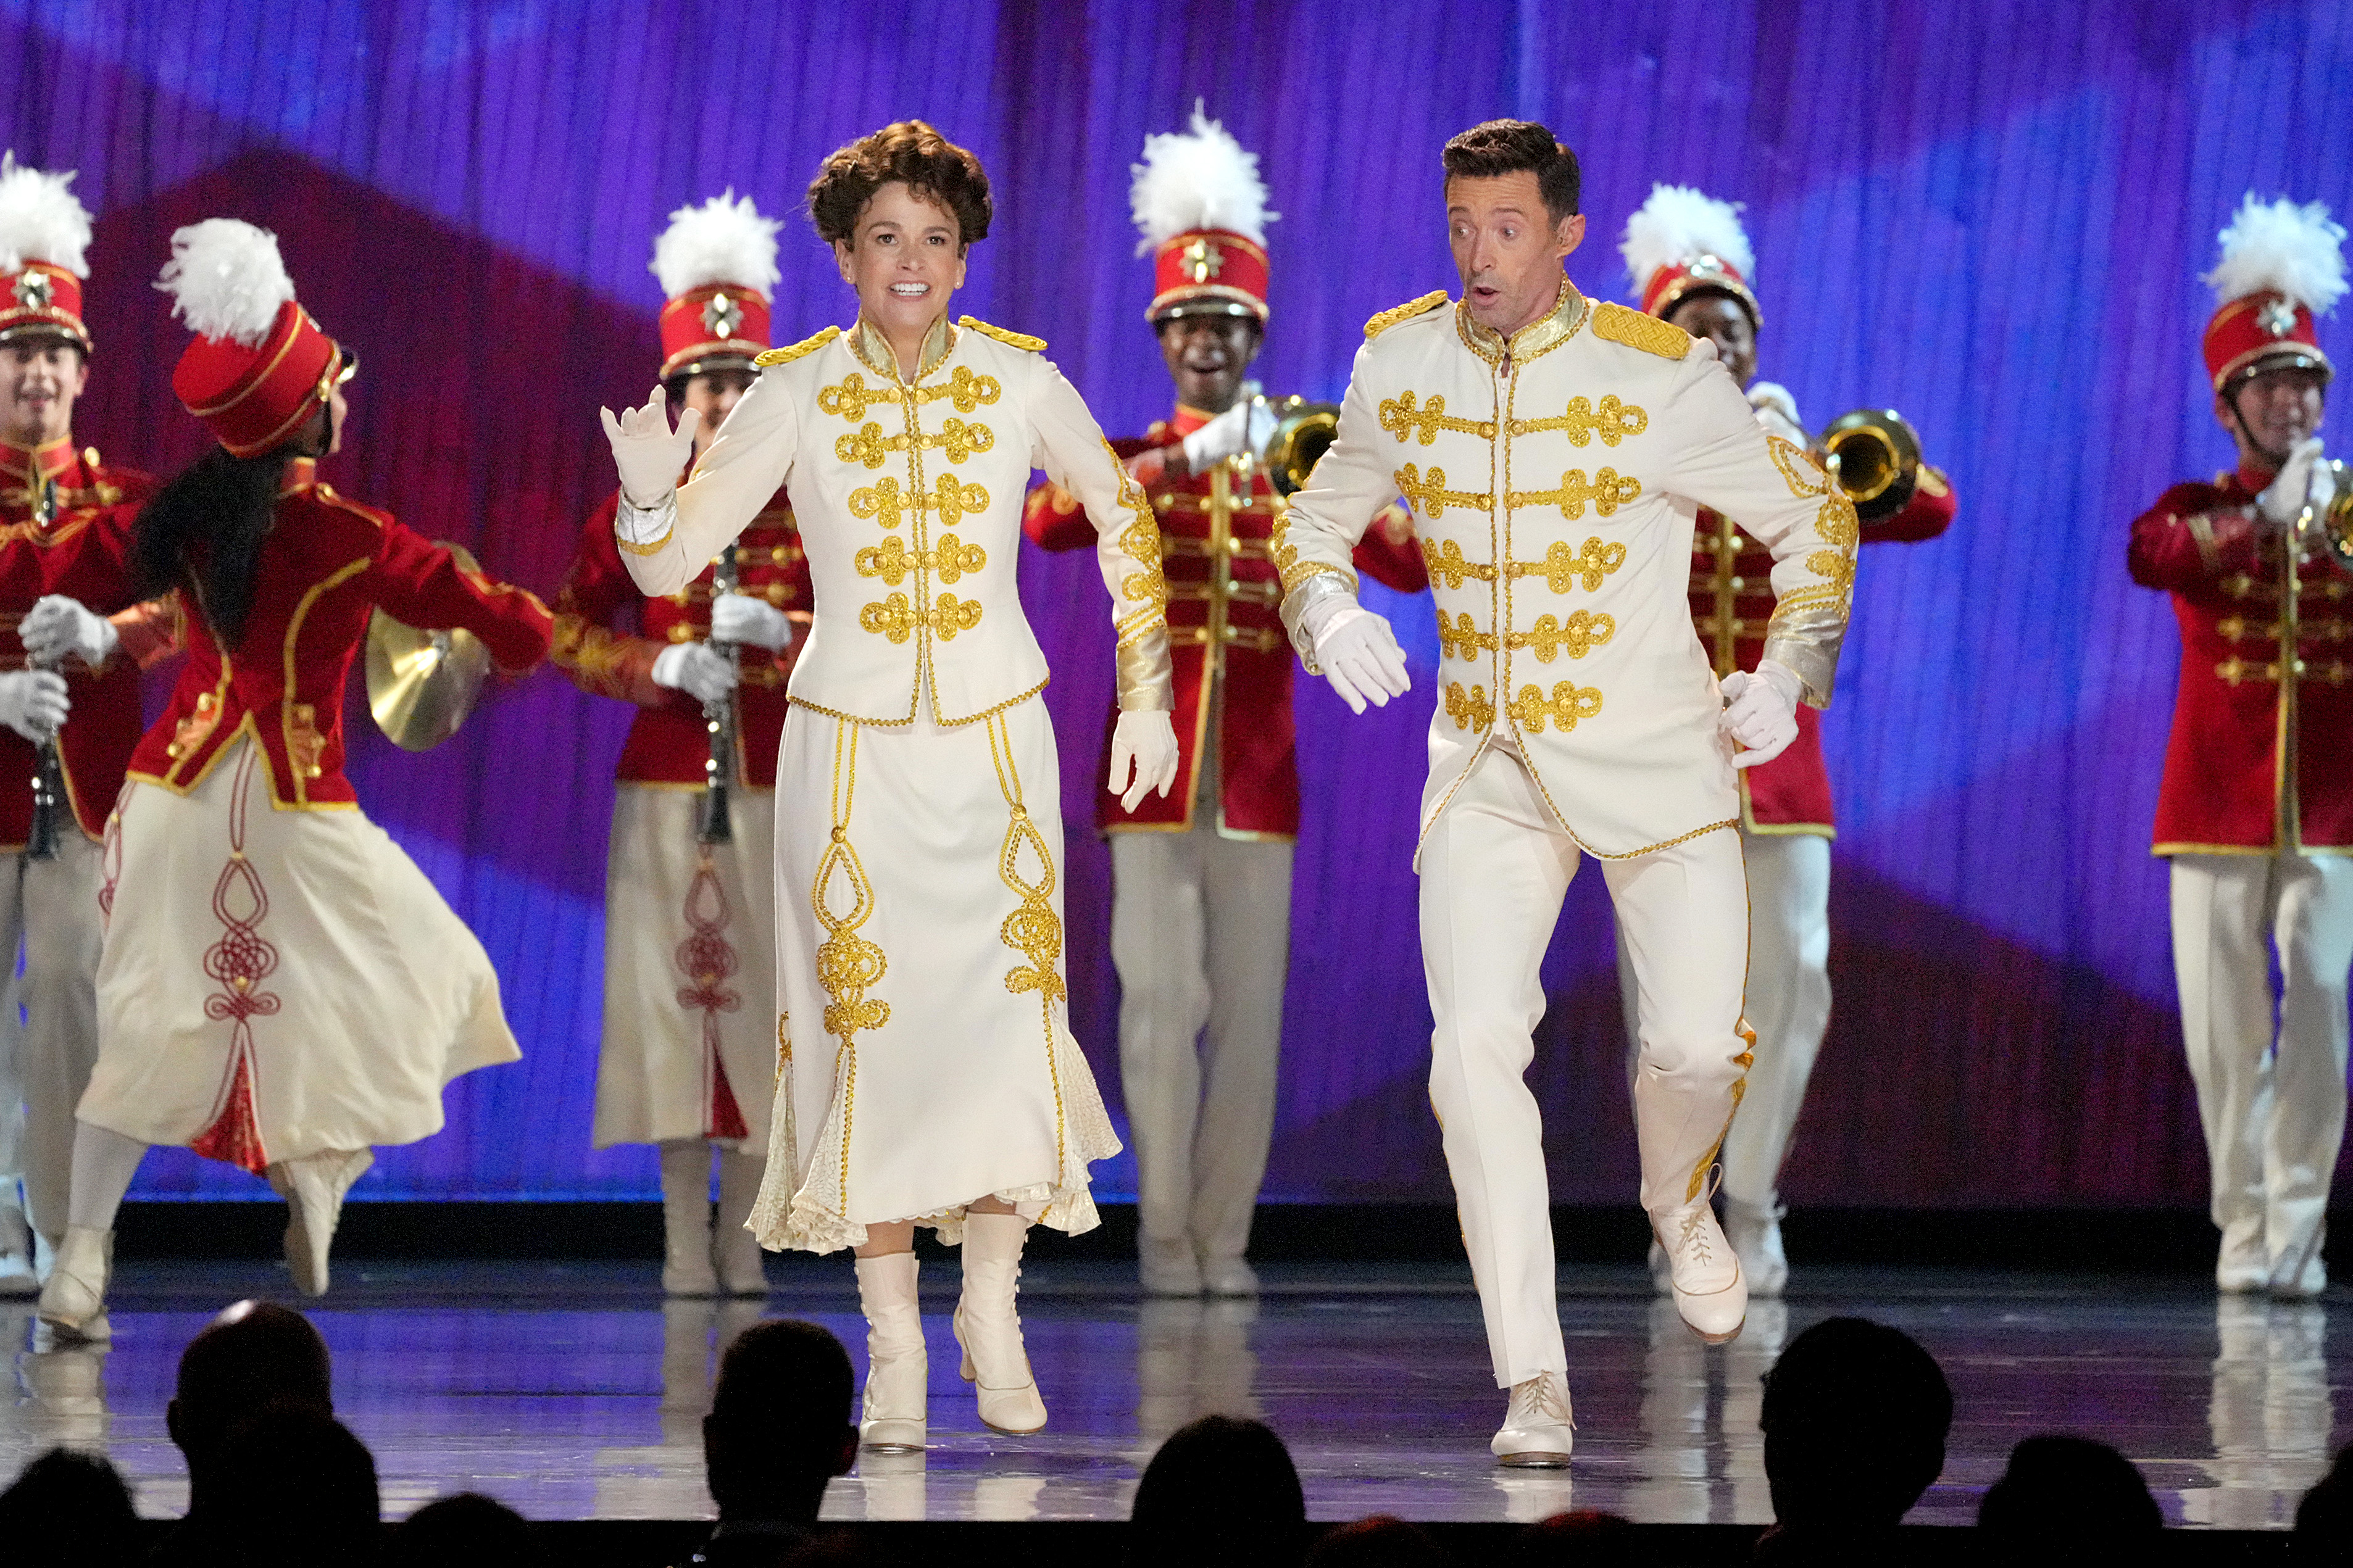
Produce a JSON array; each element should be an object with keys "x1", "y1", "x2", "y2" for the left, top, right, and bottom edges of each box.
[{"x1": 2, "y1": 1, "x2": 2348, "y2": 1206}]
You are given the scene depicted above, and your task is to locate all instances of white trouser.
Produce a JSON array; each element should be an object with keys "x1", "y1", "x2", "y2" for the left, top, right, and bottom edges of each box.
[
  {"x1": 1423, "y1": 744, "x2": 1752, "y2": 1387},
  {"x1": 0, "y1": 831, "x2": 105, "y2": 1244},
  {"x1": 1616, "y1": 831, "x2": 1830, "y2": 1213},
  {"x1": 2170, "y1": 853, "x2": 2353, "y2": 1282},
  {"x1": 1110, "y1": 821, "x2": 1293, "y2": 1265}
]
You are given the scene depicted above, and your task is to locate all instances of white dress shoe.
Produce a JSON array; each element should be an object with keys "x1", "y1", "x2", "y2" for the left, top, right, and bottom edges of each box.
[
  {"x1": 266, "y1": 1148, "x2": 373, "y2": 1297},
  {"x1": 1490, "y1": 1371, "x2": 1575, "y2": 1467},
  {"x1": 1723, "y1": 1197, "x2": 1789, "y2": 1299},
  {"x1": 853, "y1": 1251, "x2": 927, "y2": 1451},
  {"x1": 1201, "y1": 1256, "x2": 1259, "y2": 1297},
  {"x1": 2216, "y1": 1215, "x2": 2268, "y2": 1293},
  {"x1": 1138, "y1": 1235, "x2": 1202, "y2": 1296},
  {"x1": 1653, "y1": 1196, "x2": 1746, "y2": 1344},
  {"x1": 2271, "y1": 1246, "x2": 2328, "y2": 1301},
  {"x1": 954, "y1": 1212, "x2": 1048, "y2": 1435},
  {"x1": 35, "y1": 1226, "x2": 111, "y2": 1340}
]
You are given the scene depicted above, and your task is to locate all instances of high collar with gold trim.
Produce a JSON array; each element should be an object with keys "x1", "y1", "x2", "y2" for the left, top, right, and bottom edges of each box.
[
  {"x1": 1455, "y1": 277, "x2": 1586, "y2": 369},
  {"x1": 278, "y1": 457, "x2": 320, "y2": 497},
  {"x1": 0, "y1": 435, "x2": 79, "y2": 486},
  {"x1": 849, "y1": 313, "x2": 959, "y2": 388}
]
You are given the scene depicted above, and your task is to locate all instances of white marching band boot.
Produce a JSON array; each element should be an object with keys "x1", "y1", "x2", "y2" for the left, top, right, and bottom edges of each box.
[
  {"x1": 854, "y1": 1251, "x2": 928, "y2": 1452},
  {"x1": 1490, "y1": 1371, "x2": 1575, "y2": 1468},
  {"x1": 1137, "y1": 1233, "x2": 1203, "y2": 1297},
  {"x1": 713, "y1": 1150, "x2": 769, "y2": 1298},
  {"x1": 0, "y1": 1197, "x2": 38, "y2": 1296},
  {"x1": 658, "y1": 1140, "x2": 717, "y2": 1297},
  {"x1": 1200, "y1": 1255, "x2": 1259, "y2": 1297},
  {"x1": 35, "y1": 1224, "x2": 112, "y2": 1340},
  {"x1": 1722, "y1": 1196, "x2": 1789, "y2": 1300},
  {"x1": 953, "y1": 1211, "x2": 1049, "y2": 1435},
  {"x1": 265, "y1": 1147, "x2": 373, "y2": 1297},
  {"x1": 1651, "y1": 1172, "x2": 1747, "y2": 1345}
]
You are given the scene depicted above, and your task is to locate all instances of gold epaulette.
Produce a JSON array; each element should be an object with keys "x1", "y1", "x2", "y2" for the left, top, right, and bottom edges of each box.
[
  {"x1": 754, "y1": 326, "x2": 841, "y2": 368},
  {"x1": 1590, "y1": 301, "x2": 1690, "y2": 360},
  {"x1": 1365, "y1": 291, "x2": 1449, "y2": 340},
  {"x1": 957, "y1": 315, "x2": 1046, "y2": 352}
]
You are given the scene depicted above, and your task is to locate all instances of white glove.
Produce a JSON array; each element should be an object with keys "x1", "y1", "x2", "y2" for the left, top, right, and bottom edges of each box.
[
  {"x1": 1107, "y1": 708, "x2": 1180, "y2": 813},
  {"x1": 20, "y1": 594, "x2": 117, "y2": 668},
  {"x1": 1747, "y1": 381, "x2": 1807, "y2": 446},
  {"x1": 1180, "y1": 399, "x2": 1278, "y2": 471},
  {"x1": 598, "y1": 386, "x2": 701, "y2": 510},
  {"x1": 709, "y1": 592, "x2": 793, "y2": 651},
  {"x1": 2257, "y1": 436, "x2": 2328, "y2": 527},
  {"x1": 1302, "y1": 597, "x2": 1410, "y2": 715},
  {"x1": 651, "y1": 642, "x2": 735, "y2": 705},
  {"x1": 0, "y1": 670, "x2": 68, "y2": 742},
  {"x1": 1719, "y1": 658, "x2": 1804, "y2": 769}
]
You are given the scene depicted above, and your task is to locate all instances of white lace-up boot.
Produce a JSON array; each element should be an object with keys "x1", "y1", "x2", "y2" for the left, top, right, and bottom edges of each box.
[
  {"x1": 714, "y1": 1150, "x2": 768, "y2": 1297},
  {"x1": 954, "y1": 1212, "x2": 1048, "y2": 1434},
  {"x1": 1651, "y1": 1180, "x2": 1746, "y2": 1344},
  {"x1": 854, "y1": 1251, "x2": 927, "y2": 1451},
  {"x1": 1722, "y1": 1196, "x2": 1789, "y2": 1299},
  {"x1": 1490, "y1": 1371, "x2": 1575, "y2": 1467},
  {"x1": 35, "y1": 1225, "x2": 111, "y2": 1340},
  {"x1": 265, "y1": 1148, "x2": 373, "y2": 1297}
]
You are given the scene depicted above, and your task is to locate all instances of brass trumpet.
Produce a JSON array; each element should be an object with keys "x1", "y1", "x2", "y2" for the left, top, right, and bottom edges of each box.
[
  {"x1": 1252, "y1": 394, "x2": 1341, "y2": 496},
  {"x1": 1818, "y1": 408, "x2": 1923, "y2": 522}
]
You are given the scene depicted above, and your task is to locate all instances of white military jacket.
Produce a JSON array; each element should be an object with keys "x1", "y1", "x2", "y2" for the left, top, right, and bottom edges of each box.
[
  {"x1": 1275, "y1": 280, "x2": 1856, "y2": 861},
  {"x1": 618, "y1": 314, "x2": 1169, "y2": 726}
]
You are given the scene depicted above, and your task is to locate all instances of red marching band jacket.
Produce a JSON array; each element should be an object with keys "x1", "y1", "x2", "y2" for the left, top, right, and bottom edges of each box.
[
  {"x1": 1691, "y1": 472, "x2": 1957, "y2": 832},
  {"x1": 0, "y1": 438, "x2": 156, "y2": 845},
  {"x1": 125, "y1": 461, "x2": 552, "y2": 808},
  {"x1": 551, "y1": 488, "x2": 807, "y2": 787},
  {"x1": 2128, "y1": 462, "x2": 2353, "y2": 853},
  {"x1": 1025, "y1": 411, "x2": 1429, "y2": 837}
]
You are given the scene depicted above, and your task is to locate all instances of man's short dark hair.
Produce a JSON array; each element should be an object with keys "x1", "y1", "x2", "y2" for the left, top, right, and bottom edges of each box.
[
  {"x1": 1441, "y1": 120, "x2": 1581, "y2": 223},
  {"x1": 704, "y1": 1317, "x2": 856, "y2": 1514},
  {"x1": 1760, "y1": 1316, "x2": 1952, "y2": 1530}
]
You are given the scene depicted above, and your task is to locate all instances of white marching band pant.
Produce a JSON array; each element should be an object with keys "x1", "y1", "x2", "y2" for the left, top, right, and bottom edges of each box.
[
  {"x1": 1422, "y1": 740, "x2": 1753, "y2": 1388},
  {"x1": 1616, "y1": 830, "x2": 1830, "y2": 1214},
  {"x1": 1109, "y1": 818, "x2": 1293, "y2": 1267},
  {"x1": 2169, "y1": 852, "x2": 2353, "y2": 1290},
  {"x1": 0, "y1": 828, "x2": 105, "y2": 1244}
]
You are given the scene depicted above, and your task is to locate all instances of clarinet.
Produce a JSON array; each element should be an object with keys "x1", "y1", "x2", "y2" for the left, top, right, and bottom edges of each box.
[
  {"x1": 697, "y1": 542, "x2": 740, "y2": 845},
  {"x1": 23, "y1": 475, "x2": 63, "y2": 862}
]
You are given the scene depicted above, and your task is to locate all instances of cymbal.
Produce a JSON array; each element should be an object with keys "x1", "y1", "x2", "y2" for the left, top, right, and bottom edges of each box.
[{"x1": 365, "y1": 542, "x2": 493, "y2": 751}]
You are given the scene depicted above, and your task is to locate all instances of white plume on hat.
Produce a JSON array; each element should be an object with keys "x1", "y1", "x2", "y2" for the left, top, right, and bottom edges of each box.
[
  {"x1": 1130, "y1": 104, "x2": 1275, "y2": 256},
  {"x1": 0, "y1": 151, "x2": 94, "y2": 277},
  {"x1": 1618, "y1": 183, "x2": 1755, "y2": 289},
  {"x1": 651, "y1": 191, "x2": 783, "y2": 300},
  {"x1": 155, "y1": 219, "x2": 296, "y2": 347},
  {"x1": 2204, "y1": 194, "x2": 2347, "y2": 316}
]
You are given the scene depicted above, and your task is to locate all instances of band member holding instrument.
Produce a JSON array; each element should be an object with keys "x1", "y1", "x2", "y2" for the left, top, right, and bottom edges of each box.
[
  {"x1": 30, "y1": 220, "x2": 552, "y2": 1338},
  {"x1": 602, "y1": 122, "x2": 1176, "y2": 1446},
  {"x1": 552, "y1": 193, "x2": 806, "y2": 1299},
  {"x1": 2128, "y1": 195, "x2": 2353, "y2": 1300},
  {"x1": 1615, "y1": 186, "x2": 1956, "y2": 1296},
  {"x1": 1271, "y1": 121, "x2": 1855, "y2": 1466},
  {"x1": 1023, "y1": 111, "x2": 1426, "y2": 1297},
  {"x1": 0, "y1": 154, "x2": 154, "y2": 1293}
]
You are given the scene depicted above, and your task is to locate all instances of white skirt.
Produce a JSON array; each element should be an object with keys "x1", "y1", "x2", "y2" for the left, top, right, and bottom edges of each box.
[
  {"x1": 749, "y1": 695, "x2": 1119, "y2": 1254},
  {"x1": 81, "y1": 739, "x2": 520, "y2": 1170},
  {"x1": 592, "y1": 783, "x2": 778, "y2": 1155}
]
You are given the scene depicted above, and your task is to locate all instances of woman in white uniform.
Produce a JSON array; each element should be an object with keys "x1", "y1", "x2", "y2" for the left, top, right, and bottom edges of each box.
[{"x1": 603, "y1": 122, "x2": 1178, "y2": 1445}]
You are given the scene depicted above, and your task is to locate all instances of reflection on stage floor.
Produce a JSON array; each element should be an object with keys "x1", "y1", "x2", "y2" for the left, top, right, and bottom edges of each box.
[{"x1": 0, "y1": 1258, "x2": 2342, "y2": 1527}]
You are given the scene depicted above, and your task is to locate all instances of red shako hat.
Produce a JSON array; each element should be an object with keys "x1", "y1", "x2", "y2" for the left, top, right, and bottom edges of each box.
[
  {"x1": 159, "y1": 220, "x2": 347, "y2": 458},
  {"x1": 1621, "y1": 183, "x2": 1762, "y2": 330},
  {"x1": 1132, "y1": 106, "x2": 1273, "y2": 325},
  {"x1": 2201, "y1": 194, "x2": 2344, "y2": 393},
  {"x1": 0, "y1": 152, "x2": 95, "y2": 354},
  {"x1": 651, "y1": 191, "x2": 781, "y2": 381}
]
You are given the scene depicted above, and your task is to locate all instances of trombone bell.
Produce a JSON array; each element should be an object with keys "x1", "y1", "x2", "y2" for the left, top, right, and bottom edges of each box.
[
  {"x1": 1819, "y1": 408, "x2": 1923, "y2": 522},
  {"x1": 1256, "y1": 395, "x2": 1341, "y2": 496}
]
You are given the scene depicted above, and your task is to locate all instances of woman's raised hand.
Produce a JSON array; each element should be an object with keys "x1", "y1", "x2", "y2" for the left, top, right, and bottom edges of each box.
[{"x1": 598, "y1": 386, "x2": 701, "y2": 507}]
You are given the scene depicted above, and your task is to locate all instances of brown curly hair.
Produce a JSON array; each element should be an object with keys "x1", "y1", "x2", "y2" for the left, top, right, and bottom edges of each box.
[{"x1": 807, "y1": 121, "x2": 993, "y2": 248}]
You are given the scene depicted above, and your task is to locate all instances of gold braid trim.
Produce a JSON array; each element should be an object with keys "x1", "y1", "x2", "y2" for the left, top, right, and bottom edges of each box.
[
  {"x1": 957, "y1": 315, "x2": 1046, "y2": 352},
  {"x1": 754, "y1": 326, "x2": 841, "y2": 368},
  {"x1": 1365, "y1": 291, "x2": 1449, "y2": 339},
  {"x1": 1589, "y1": 301, "x2": 1691, "y2": 360}
]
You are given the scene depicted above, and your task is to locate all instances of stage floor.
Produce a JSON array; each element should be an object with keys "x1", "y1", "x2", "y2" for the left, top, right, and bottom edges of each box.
[{"x1": 1, "y1": 1256, "x2": 2343, "y2": 1529}]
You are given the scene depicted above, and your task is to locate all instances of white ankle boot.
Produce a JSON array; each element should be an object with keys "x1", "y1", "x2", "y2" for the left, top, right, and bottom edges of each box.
[
  {"x1": 1490, "y1": 1371, "x2": 1575, "y2": 1467},
  {"x1": 659, "y1": 1142, "x2": 717, "y2": 1296},
  {"x1": 954, "y1": 1212, "x2": 1047, "y2": 1434},
  {"x1": 1652, "y1": 1193, "x2": 1746, "y2": 1344},
  {"x1": 1722, "y1": 1197, "x2": 1788, "y2": 1298},
  {"x1": 36, "y1": 1226, "x2": 111, "y2": 1339},
  {"x1": 1138, "y1": 1233, "x2": 1201, "y2": 1296},
  {"x1": 855, "y1": 1252, "x2": 927, "y2": 1451},
  {"x1": 266, "y1": 1148, "x2": 373, "y2": 1297},
  {"x1": 714, "y1": 1151, "x2": 768, "y2": 1297}
]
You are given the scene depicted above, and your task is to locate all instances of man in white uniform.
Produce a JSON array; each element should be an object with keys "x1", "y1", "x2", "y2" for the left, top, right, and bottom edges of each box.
[{"x1": 1272, "y1": 120, "x2": 1855, "y2": 1467}]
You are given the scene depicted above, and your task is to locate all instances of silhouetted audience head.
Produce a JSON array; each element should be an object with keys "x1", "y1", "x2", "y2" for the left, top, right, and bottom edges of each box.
[
  {"x1": 1509, "y1": 1511, "x2": 1656, "y2": 1568},
  {"x1": 210, "y1": 1403, "x2": 380, "y2": 1566},
  {"x1": 1133, "y1": 1415, "x2": 1308, "y2": 1568},
  {"x1": 167, "y1": 1298, "x2": 333, "y2": 1499},
  {"x1": 1756, "y1": 1316, "x2": 1951, "y2": 1553},
  {"x1": 1307, "y1": 1514, "x2": 1447, "y2": 1568},
  {"x1": 703, "y1": 1319, "x2": 857, "y2": 1526},
  {"x1": 389, "y1": 1491, "x2": 541, "y2": 1567},
  {"x1": 1978, "y1": 1435, "x2": 2160, "y2": 1559},
  {"x1": 0, "y1": 1446, "x2": 140, "y2": 1566},
  {"x1": 2296, "y1": 1443, "x2": 2353, "y2": 1560}
]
